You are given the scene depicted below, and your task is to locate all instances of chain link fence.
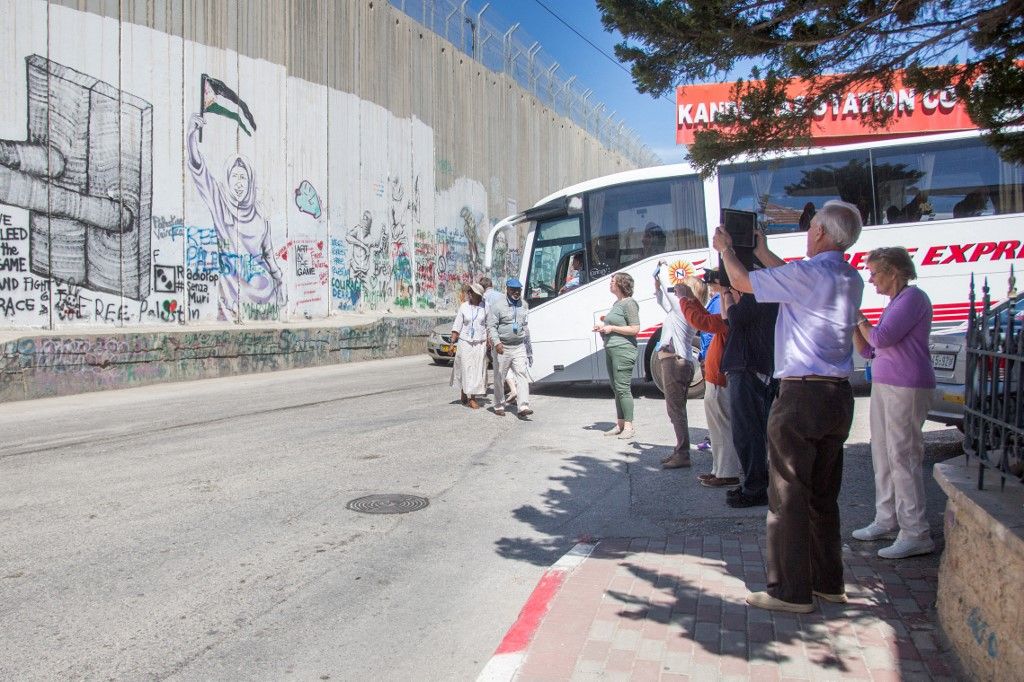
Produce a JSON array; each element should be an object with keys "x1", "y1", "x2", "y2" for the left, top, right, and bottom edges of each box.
[{"x1": 390, "y1": 0, "x2": 661, "y2": 168}]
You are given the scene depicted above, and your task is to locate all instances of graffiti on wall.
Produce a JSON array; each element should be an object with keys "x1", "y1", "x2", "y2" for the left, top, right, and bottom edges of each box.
[
  {"x1": 294, "y1": 180, "x2": 323, "y2": 219},
  {"x1": 0, "y1": 55, "x2": 153, "y2": 301},
  {"x1": 187, "y1": 111, "x2": 285, "y2": 321},
  {"x1": 0, "y1": 4, "x2": 530, "y2": 328},
  {"x1": 330, "y1": 174, "x2": 420, "y2": 311}
]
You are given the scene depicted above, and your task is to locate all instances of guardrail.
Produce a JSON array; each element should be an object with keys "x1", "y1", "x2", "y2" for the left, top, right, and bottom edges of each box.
[
  {"x1": 389, "y1": 0, "x2": 661, "y2": 168},
  {"x1": 963, "y1": 267, "x2": 1023, "y2": 488}
]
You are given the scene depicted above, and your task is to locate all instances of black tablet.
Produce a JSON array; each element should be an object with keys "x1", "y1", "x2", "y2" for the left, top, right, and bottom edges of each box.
[{"x1": 721, "y1": 209, "x2": 758, "y2": 249}]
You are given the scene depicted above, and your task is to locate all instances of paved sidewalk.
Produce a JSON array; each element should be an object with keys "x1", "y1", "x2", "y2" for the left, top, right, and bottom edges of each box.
[{"x1": 500, "y1": 536, "x2": 960, "y2": 681}]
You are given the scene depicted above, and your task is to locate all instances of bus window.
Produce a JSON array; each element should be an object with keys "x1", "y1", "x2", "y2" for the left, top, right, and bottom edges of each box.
[
  {"x1": 719, "y1": 150, "x2": 874, "y2": 233},
  {"x1": 870, "y1": 138, "x2": 1024, "y2": 222},
  {"x1": 585, "y1": 176, "x2": 707, "y2": 273},
  {"x1": 525, "y1": 216, "x2": 585, "y2": 306}
]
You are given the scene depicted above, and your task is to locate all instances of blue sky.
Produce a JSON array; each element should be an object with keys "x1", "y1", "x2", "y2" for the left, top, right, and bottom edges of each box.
[{"x1": 464, "y1": 0, "x2": 681, "y2": 164}]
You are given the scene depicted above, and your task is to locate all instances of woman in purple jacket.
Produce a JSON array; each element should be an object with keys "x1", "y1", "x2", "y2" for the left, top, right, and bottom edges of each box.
[{"x1": 852, "y1": 247, "x2": 936, "y2": 559}]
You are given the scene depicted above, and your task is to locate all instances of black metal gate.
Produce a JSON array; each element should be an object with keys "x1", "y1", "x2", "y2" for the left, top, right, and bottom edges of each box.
[{"x1": 963, "y1": 268, "x2": 1023, "y2": 488}]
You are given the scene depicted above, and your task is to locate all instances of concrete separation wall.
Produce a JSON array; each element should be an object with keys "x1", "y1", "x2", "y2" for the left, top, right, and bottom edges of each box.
[
  {"x1": 0, "y1": 315, "x2": 448, "y2": 403},
  {"x1": 0, "y1": 0, "x2": 642, "y2": 330},
  {"x1": 933, "y1": 459, "x2": 1024, "y2": 681}
]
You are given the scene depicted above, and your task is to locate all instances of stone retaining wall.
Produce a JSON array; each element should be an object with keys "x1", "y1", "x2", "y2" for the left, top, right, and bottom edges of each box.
[
  {"x1": 934, "y1": 459, "x2": 1024, "y2": 681},
  {"x1": 0, "y1": 316, "x2": 448, "y2": 403}
]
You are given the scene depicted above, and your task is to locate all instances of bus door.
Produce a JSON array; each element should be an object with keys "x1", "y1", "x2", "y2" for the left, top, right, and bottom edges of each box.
[{"x1": 523, "y1": 216, "x2": 597, "y2": 382}]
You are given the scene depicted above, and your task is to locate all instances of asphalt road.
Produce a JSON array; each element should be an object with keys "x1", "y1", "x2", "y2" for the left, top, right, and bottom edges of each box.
[{"x1": 0, "y1": 357, "x2": 963, "y2": 680}]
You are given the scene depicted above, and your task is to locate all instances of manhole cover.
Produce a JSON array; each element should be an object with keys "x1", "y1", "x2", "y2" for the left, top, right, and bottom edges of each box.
[{"x1": 346, "y1": 494, "x2": 429, "y2": 514}]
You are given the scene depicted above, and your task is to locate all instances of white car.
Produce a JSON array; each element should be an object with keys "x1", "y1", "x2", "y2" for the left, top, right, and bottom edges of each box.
[
  {"x1": 927, "y1": 298, "x2": 1024, "y2": 430},
  {"x1": 426, "y1": 323, "x2": 456, "y2": 365}
]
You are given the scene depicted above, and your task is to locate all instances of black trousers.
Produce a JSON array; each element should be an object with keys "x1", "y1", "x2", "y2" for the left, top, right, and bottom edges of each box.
[
  {"x1": 765, "y1": 379, "x2": 854, "y2": 604},
  {"x1": 726, "y1": 370, "x2": 774, "y2": 498}
]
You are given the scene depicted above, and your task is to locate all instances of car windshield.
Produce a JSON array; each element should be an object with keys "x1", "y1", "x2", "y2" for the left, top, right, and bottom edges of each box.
[{"x1": 996, "y1": 298, "x2": 1024, "y2": 326}]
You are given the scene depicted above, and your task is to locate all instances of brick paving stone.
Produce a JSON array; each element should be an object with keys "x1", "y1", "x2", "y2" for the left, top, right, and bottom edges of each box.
[
  {"x1": 670, "y1": 596, "x2": 698, "y2": 614},
  {"x1": 924, "y1": 655, "x2": 954, "y2": 676},
  {"x1": 777, "y1": 656, "x2": 813, "y2": 679},
  {"x1": 722, "y1": 611, "x2": 746, "y2": 630},
  {"x1": 605, "y1": 648, "x2": 635, "y2": 672},
  {"x1": 611, "y1": 628, "x2": 642, "y2": 651},
  {"x1": 692, "y1": 645, "x2": 723, "y2": 666},
  {"x1": 693, "y1": 621, "x2": 719, "y2": 643},
  {"x1": 695, "y1": 603, "x2": 720, "y2": 622},
  {"x1": 747, "y1": 622, "x2": 774, "y2": 643},
  {"x1": 909, "y1": 630, "x2": 938, "y2": 652},
  {"x1": 641, "y1": 621, "x2": 669, "y2": 642},
  {"x1": 580, "y1": 640, "x2": 611, "y2": 662},
  {"x1": 892, "y1": 597, "x2": 921, "y2": 614},
  {"x1": 659, "y1": 674, "x2": 690, "y2": 682},
  {"x1": 617, "y1": 615, "x2": 645, "y2": 631},
  {"x1": 898, "y1": 658, "x2": 927, "y2": 674},
  {"x1": 664, "y1": 635, "x2": 694, "y2": 656},
  {"x1": 893, "y1": 637, "x2": 921, "y2": 661},
  {"x1": 748, "y1": 663, "x2": 782, "y2": 680},
  {"x1": 588, "y1": 619, "x2": 616, "y2": 642},
  {"x1": 636, "y1": 638, "x2": 665, "y2": 661},
  {"x1": 573, "y1": 659, "x2": 606, "y2": 675},
  {"x1": 721, "y1": 630, "x2": 747, "y2": 657},
  {"x1": 631, "y1": 659, "x2": 662, "y2": 678},
  {"x1": 661, "y1": 651, "x2": 692, "y2": 673},
  {"x1": 860, "y1": 645, "x2": 896, "y2": 670}
]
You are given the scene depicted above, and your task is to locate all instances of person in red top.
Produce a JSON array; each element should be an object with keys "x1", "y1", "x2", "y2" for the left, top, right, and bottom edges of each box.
[{"x1": 674, "y1": 280, "x2": 742, "y2": 486}]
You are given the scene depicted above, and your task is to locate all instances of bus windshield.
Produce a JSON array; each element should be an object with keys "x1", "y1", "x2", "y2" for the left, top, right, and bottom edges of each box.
[{"x1": 525, "y1": 216, "x2": 584, "y2": 307}]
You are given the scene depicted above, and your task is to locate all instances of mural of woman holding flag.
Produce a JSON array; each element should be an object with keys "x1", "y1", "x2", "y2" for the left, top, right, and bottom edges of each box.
[{"x1": 187, "y1": 75, "x2": 285, "y2": 321}]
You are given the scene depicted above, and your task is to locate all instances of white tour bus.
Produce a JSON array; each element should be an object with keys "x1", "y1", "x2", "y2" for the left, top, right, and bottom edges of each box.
[{"x1": 484, "y1": 130, "x2": 1024, "y2": 395}]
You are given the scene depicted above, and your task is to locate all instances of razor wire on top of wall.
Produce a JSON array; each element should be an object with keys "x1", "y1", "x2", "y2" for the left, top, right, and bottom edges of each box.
[{"x1": 391, "y1": 0, "x2": 660, "y2": 168}]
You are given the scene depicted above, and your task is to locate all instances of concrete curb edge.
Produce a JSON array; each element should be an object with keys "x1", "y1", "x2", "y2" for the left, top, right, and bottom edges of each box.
[{"x1": 476, "y1": 542, "x2": 597, "y2": 682}]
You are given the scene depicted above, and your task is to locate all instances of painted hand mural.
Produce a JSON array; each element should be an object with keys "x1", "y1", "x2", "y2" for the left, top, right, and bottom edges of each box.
[
  {"x1": 186, "y1": 112, "x2": 285, "y2": 321},
  {"x1": 0, "y1": 55, "x2": 152, "y2": 302}
]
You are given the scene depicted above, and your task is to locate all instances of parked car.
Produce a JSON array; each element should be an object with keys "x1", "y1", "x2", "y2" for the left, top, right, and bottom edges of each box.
[
  {"x1": 427, "y1": 323, "x2": 456, "y2": 365},
  {"x1": 927, "y1": 297, "x2": 1024, "y2": 430},
  {"x1": 427, "y1": 322, "x2": 494, "y2": 368}
]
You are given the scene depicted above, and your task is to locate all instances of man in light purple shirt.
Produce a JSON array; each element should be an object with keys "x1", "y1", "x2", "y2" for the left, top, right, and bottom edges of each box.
[{"x1": 712, "y1": 200, "x2": 864, "y2": 614}]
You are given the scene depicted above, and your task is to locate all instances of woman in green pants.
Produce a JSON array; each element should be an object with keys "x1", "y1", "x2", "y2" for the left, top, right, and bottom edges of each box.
[{"x1": 594, "y1": 272, "x2": 641, "y2": 439}]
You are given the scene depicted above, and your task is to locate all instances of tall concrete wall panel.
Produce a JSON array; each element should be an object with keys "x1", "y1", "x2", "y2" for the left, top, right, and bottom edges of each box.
[{"x1": 0, "y1": 0, "x2": 641, "y2": 329}]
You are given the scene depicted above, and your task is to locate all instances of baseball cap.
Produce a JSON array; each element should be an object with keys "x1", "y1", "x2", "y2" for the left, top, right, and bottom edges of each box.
[{"x1": 506, "y1": 278, "x2": 523, "y2": 289}]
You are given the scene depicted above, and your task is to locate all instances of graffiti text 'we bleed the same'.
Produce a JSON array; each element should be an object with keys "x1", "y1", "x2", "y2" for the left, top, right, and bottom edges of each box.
[{"x1": 0, "y1": 213, "x2": 36, "y2": 316}]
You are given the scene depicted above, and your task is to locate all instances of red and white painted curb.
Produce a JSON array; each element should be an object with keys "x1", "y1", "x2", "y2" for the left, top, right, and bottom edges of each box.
[{"x1": 476, "y1": 542, "x2": 597, "y2": 682}]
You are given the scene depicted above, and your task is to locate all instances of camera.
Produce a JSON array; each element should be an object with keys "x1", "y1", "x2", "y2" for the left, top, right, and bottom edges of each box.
[{"x1": 703, "y1": 267, "x2": 728, "y2": 287}]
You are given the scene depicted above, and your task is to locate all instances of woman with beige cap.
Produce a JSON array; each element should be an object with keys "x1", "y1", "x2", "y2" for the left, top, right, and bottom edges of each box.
[{"x1": 450, "y1": 283, "x2": 489, "y2": 408}]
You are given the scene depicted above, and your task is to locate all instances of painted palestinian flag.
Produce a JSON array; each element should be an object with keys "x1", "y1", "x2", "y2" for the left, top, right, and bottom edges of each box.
[{"x1": 201, "y1": 74, "x2": 257, "y2": 136}]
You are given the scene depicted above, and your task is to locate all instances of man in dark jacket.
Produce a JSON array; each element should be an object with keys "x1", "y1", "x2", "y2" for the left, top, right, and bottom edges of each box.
[{"x1": 720, "y1": 289, "x2": 779, "y2": 508}]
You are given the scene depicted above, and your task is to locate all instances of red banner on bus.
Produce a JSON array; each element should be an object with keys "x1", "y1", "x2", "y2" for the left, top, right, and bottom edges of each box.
[{"x1": 676, "y1": 73, "x2": 977, "y2": 146}]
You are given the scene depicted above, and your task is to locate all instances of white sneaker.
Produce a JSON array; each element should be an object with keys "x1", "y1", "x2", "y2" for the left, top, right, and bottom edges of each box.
[
  {"x1": 878, "y1": 537, "x2": 934, "y2": 559},
  {"x1": 851, "y1": 523, "x2": 899, "y2": 541},
  {"x1": 617, "y1": 427, "x2": 636, "y2": 440}
]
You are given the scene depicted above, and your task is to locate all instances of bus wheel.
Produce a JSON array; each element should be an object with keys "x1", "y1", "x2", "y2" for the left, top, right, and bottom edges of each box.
[{"x1": 687, "y1": 362, "x2": 706, "y2": 399}]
